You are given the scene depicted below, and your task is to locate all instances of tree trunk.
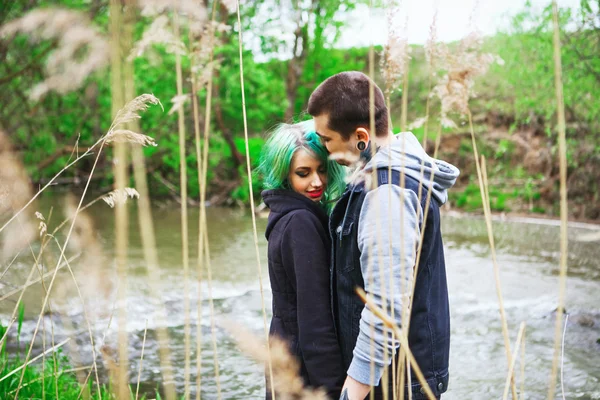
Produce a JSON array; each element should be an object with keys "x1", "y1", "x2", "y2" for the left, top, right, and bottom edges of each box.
[{"x1": 284, "y1": 13, "x2": 310, "y2": 121}]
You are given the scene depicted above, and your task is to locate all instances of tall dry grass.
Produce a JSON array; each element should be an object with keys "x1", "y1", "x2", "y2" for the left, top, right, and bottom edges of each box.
[
  {"x1": 547, "y1": 1, "x2": 569, "y2": 398},
  {"x1": 235, "y1": 1, "x2": 276, "y2": 398}
]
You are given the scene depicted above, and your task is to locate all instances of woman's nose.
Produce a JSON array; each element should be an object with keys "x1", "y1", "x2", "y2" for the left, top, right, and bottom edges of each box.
[{"x1": 311, "y1": 174, "x2": 323, "y2": 188}]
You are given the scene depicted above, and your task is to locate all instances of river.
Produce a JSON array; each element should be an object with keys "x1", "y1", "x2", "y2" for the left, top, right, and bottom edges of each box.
[{"x1": 1, "y1": 200, "x2": 599, "y2": 399}]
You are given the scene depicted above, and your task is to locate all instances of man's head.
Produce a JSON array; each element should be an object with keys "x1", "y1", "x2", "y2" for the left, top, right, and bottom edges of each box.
[{"x1": 307, "y1": 71, "x2": 389, "y2": 166}]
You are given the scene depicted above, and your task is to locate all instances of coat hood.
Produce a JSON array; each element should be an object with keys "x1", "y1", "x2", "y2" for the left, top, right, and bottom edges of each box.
[
  {"x1": 363, "y1": 132, "x2": 460, "y2": 204},
  {"x1": 262, "y1": 189, "x2": 329, "y2": 240}
]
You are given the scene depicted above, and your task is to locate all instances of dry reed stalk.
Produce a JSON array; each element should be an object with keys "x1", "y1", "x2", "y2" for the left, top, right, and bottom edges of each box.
[
  {"x1": 131, "y1": 138, "x2": 177, "y2": 400},
  {"x1": 418, "y1": 6, "x2": 439, "y2": 147},
  {"x1": 0, "y1": 8, "x2": 109, "y2": 100},
  {"x1": 382, "y1": 1, "x2": 410, "y2": 101},
  {"x1": 0, "y1": 130, "x2": 36, "y2": 262},
  {"x1": 109, "y1": 1, "x2": 130, "y2": 397},
  {"x1": 503, "y1": 322, "x2": 526, "y2": 400},
  {"x1": 191, "y1": 42, "x2": 205, "y2": 400},
  {"x1": 356, "y1": 288, "x2": 436, "y2": 400},
  {"x1": 426, "y1": 27, "x2": 514, "y2": 398},
  {"x1": 135, "y1": 319, "x2": 149, "y2": 400},
  {"x1": 366, "y1": 6, "x2": 381, "y2": 397},
  {"x1": 191, "y1": 1, "x2": 221, "y2": 397},
  {"x1": 225, "y1": 323, "x2": 328, "y2": 400},
  {"x1": 520, "y1": 325, "x2": 526, "y2": 400},
  {"x1": 122, "y1": 3, "x2": 177, "y2": 398},
  {"x1": 472, "y1": 139, "x2": 517, "y2": 399},
  {"x1": 59, "y1": 195, "x2": 116, "y2": 393},
  {"x1": 13, "y1": 130, "x2": 104, "y2": 398},
  {"x1": 172, "y1": 10, "x2": 193, "y2": 399},
  {"x1": 11, "y1": 93, "x2": 159, "y2": 398},
  {"x1": 235, "y1": 2, "x2": 276, "y2": 398},
  {"x1": 547, "y1": 2, "x2": 569, "y2": 398}
]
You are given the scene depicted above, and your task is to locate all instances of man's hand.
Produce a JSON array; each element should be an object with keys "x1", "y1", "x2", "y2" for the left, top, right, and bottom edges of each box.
[{"x1": 340, "y1": 376, "x2": 370, "y2": 400}]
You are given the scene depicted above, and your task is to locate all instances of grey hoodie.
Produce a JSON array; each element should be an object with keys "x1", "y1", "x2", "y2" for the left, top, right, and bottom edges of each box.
[{"x1": 346, "y1": 132, "x2": 460, "y2": 386}]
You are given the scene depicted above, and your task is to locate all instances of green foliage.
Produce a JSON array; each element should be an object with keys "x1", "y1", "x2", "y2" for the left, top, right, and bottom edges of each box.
[
  {"x1": 1, "y1": 0, "x2": 599, "y2": 216},
  {"x1": 0, "y1": 320, "x2": 159, "y2": 399}
]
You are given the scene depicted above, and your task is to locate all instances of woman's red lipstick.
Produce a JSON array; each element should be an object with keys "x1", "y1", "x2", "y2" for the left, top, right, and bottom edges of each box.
[{"x1": 307, "y1": 189, "x2": 323, "y2": 198}]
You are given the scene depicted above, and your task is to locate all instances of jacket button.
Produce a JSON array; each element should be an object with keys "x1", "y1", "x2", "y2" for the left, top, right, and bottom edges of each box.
[{"x1": 437, "y1": 382, "x2": 444, "y2": 391}]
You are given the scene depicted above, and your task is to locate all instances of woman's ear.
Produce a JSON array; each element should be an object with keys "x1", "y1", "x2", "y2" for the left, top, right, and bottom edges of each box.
[{"x1": 355, "y1": 127, "x2": 370, "y2": 144}]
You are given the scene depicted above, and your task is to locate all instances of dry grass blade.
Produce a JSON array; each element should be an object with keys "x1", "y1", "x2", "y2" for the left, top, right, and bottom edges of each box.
[
  {"x1": 472, "y1": 136, "x2": 517, "y2": 399},
  {"x1": 547, "y1": 2, "x2": 569, "y2": 398},
  {"x1": 503, "y1": 322, "x2": 526, "y2": 400},
  {"x1": 356, "y1": 288, "x2": 437, "y2": 400},
  {"x1": 0, "y1": 8, "x2": 109, "y2": 100},
  {"x1": 235, "y1": 1, "x2": 276, "y2": 398},
  {"x1": 135, "y1": 320, "x2": 149, "y2": 400},
  {"x1": 171, "y1": 10, "x2": 192, "y2": 399}
]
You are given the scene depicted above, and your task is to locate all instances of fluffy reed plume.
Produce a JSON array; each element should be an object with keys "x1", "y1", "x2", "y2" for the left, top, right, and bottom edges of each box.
[
  {"x1": 430, "y1": 32, "x2": 503, "y2": 128},
  {"x1": 190, "y1": 21, "x2": 230, "y2": 88},
  {"x1": 0, "y1": 8, "x2": 109, "y2": 100},
  {"x1": 381, "y1": 0, "x2": 410, "y2": 96},
  {"x1": 36, "y1": 211, "x2": 47, "y2": 238},
  {"x1": 227, "y1": 325, "x2": 328, "y2": 400},
  {"x1": 102, "y1": 188, "x2": 140, "y2": 208},
  {"x1": 168, "y1": 94, "x2": 190, "y2": 115},
  {"x1": 220, "y1": 0, "x2": 238, "y2": 14},
  {"x1": 139, "y1": 0, "x2": 207, "y2": 33},
  {"x1": 129, "y1": 15, "x2": 187, "y2": 60},
  {"x1": 104, "y1": 94, "x2": 162, "y2": 146},
  {"x1": 0, "y1": 130, "x2": 36, "y2": 260}
]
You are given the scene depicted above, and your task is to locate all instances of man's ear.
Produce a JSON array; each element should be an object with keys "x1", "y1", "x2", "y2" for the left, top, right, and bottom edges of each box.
[{"x1": 355, "y1": 127, "x2": 370, "y2": 144}]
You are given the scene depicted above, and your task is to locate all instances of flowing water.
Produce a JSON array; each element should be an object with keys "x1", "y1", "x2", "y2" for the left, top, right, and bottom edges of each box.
[{"x1": 1, "y1": 200, "x2": 599, "y2": 399}]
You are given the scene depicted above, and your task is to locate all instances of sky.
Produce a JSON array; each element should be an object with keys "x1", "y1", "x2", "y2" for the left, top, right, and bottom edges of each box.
[{"x1": 337, "y1": 0, "x2": 581, "y2": 47}]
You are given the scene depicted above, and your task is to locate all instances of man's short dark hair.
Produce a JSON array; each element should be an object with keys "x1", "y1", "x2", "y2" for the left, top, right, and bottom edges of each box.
[{"x1": 307, "y1": 71, "x2": 389, "y2": 139}]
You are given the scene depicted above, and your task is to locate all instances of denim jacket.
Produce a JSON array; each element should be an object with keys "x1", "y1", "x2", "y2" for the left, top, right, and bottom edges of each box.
[{"x1": 330, "y1": 168, "x2": 451, "y2": 399}]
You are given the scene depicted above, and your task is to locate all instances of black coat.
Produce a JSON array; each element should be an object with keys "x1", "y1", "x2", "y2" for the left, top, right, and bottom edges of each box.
[{"x1": 262, "y1": 189, "x2": 344, "y2": 399}]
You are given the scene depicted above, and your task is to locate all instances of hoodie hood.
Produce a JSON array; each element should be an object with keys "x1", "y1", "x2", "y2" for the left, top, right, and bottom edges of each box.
[
  {"x1": 363, "y1": 132, "x2": 460, "y2": 204},
  {"x1": 262, "y1": 189, "x2": 329, "y2": 240}
]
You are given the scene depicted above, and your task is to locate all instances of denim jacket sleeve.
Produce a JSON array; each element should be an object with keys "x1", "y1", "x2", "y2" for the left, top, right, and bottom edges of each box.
[{"x1": 348, "y1": 184, "x2": 422, "y2": 386}]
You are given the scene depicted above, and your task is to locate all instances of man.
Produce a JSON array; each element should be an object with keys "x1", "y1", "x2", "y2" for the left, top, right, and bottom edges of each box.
[{"x1": 308, "y1": 71, "x2": 459, "y2": 400}]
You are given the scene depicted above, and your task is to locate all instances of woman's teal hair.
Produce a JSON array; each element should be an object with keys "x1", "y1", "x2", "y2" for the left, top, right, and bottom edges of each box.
[{"x1": 258, "y1": 120, "x2": 346, "y2": 211}]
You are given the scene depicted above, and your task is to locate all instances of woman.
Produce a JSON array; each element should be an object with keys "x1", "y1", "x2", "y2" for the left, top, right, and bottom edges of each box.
[{"x1": 258, "y1": 121, "x2": 346, "y2": 399}]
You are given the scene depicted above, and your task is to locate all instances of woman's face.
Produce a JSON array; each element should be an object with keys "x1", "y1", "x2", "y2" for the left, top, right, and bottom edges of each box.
[{"x1": 288, "y1": 149, "x2": 327, "y2": 202}]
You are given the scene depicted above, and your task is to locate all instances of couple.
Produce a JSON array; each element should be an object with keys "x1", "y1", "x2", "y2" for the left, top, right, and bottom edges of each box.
[{"x1": 259, "y1": 71, "x2": 460, "y2": 400}]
